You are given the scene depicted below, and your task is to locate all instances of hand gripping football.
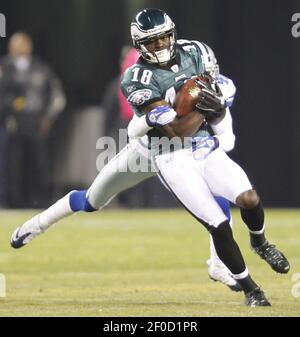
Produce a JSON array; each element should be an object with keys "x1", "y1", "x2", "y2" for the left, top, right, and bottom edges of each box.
[{"x1": 175, "y1": 75, "x2": 211, "y2": 117}]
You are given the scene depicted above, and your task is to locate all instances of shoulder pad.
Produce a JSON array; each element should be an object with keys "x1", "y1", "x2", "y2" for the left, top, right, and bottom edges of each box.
[{"x1": 176, "y1": 39, "x2": 193, "y2": 46}]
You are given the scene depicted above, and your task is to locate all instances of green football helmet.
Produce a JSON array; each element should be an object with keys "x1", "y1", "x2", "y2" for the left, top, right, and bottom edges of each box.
[{"x1": 131, "y1": 8, "x2": 176, "y2": 65}]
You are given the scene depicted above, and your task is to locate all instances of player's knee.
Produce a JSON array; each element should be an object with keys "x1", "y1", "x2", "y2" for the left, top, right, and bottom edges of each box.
[
  {"x1": 235, "y1": 189, "x2": 259, "y2": 209},
  {"x1": 69, "y1": 190, "x2": 96, "y2": 212},
  {"x1": 210, "y1": 221, "x2": 233, "y2": 241}
]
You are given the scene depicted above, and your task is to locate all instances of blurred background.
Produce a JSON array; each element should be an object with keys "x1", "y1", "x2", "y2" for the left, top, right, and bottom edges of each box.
[{"x1": 0, "y1": 0, "x2": 299, "y2": 208}]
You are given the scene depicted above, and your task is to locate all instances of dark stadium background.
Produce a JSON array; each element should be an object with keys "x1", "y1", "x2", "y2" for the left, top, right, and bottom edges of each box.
[{"x1": 0, "y1": 0, "x2": 299, "y2": 207}]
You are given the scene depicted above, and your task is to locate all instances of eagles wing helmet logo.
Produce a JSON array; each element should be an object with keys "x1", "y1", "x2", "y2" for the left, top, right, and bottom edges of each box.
[{"x1": 128, "y1": 89, "x2": 152, "y2": 105}]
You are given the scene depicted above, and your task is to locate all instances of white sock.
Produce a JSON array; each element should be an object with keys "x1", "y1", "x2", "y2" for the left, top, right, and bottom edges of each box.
[
  {"x1": 209, "y1": 234, "x2": 223, "y2": 265},
  {"x1": 248, "y1": 224, "x2": 265, "y2": 235},
  {"x1": 232, "y1": 267, "x2": 249, "y2": 280},
  {"x1": 38, "y1": 192, "x2": 74, "y2": 230}
]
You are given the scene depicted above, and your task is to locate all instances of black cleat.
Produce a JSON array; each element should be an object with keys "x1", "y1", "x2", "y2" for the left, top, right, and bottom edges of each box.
[
  {"x1": 245, "y1": 288, "x2": 271, "y2": 307},
  {"x1": 252, "y1": 241, "x2": 290, "y2": 274}
]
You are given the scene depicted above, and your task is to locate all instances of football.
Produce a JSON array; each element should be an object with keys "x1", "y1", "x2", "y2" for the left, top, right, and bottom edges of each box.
[{"x1": 175, "y1": 75, "x2": 210, "y2": 117}]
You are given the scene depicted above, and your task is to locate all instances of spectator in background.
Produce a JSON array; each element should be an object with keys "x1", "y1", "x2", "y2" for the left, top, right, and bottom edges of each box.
[{"x1": 0, "y1": 32, "x2": 66, "y2": 208}]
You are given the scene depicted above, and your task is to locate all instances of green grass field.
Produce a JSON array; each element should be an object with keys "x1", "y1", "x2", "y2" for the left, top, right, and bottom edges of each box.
[{"x1": 0, "y1": 208, "x2": 299, "y2": 317}]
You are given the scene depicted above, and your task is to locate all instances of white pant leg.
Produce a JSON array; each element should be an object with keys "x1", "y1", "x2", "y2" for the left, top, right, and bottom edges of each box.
[
  {"x1": 88, "y1": 144, "x2": 156, "y2": 209},
  {"x1": 24, "y1": 144, "x2": 155, "y2": 231},
  {"x1": 204, "y1": 148, "x2": 252, "y2": 204},
  {"x1": 153, "y1": 150, "x2": 228, "y2": 228}
]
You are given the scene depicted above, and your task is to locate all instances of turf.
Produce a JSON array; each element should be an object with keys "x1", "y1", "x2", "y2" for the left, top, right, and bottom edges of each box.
[{"x1": 0, "y1": 209, "x2": 299, "y2": 317}]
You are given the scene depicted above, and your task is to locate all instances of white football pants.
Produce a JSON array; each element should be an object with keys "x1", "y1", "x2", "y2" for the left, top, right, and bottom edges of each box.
[
  {"x1": 88, "y1": 143, "x2": 156, "y2": 209},
  {"x1": 153, "y1": 147, "x2": 252, "y2": 229}
]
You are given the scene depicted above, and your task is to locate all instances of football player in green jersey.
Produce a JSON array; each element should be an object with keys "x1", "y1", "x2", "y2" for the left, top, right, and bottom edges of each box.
[{"x1": 11, "y1": 8, "x2": 289, "y2": 306}]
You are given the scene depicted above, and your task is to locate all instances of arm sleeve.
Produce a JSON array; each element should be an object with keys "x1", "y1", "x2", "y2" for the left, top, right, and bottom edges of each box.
[
  {"x1": 127, "y1": 114, "x2": 152, "y2": 139},
  {"x1": 210, "y1": 108, "x2": 236, "y2": 152},
  {"x1": 217, "y1": 74, "x2": 236, "y2": 108}
]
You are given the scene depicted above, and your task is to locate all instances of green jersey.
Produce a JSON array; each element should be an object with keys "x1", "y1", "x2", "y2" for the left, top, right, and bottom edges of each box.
[
  {"x1": 121, "y1": 39, "x2": 207, "y2": 115},
  {"x1": 120, "y1": 40, "x2": 214, "y2": 153}
]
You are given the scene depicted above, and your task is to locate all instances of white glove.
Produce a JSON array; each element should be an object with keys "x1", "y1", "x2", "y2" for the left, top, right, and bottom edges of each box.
[
  {"x1": 146, "y1": 105, "x2": 176, "y2": 127},
  {"x1": 191, "y1": 135, "x2": 219, "y2": 160}
]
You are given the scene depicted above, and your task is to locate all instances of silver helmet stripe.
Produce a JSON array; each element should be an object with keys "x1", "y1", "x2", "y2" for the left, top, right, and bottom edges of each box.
[
  {"x1": 192, "y1": 41, "x2": 220, "y2": 78},
  {"x1": 192, "y1": 41, "x2": 211, "y2": 64}
]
